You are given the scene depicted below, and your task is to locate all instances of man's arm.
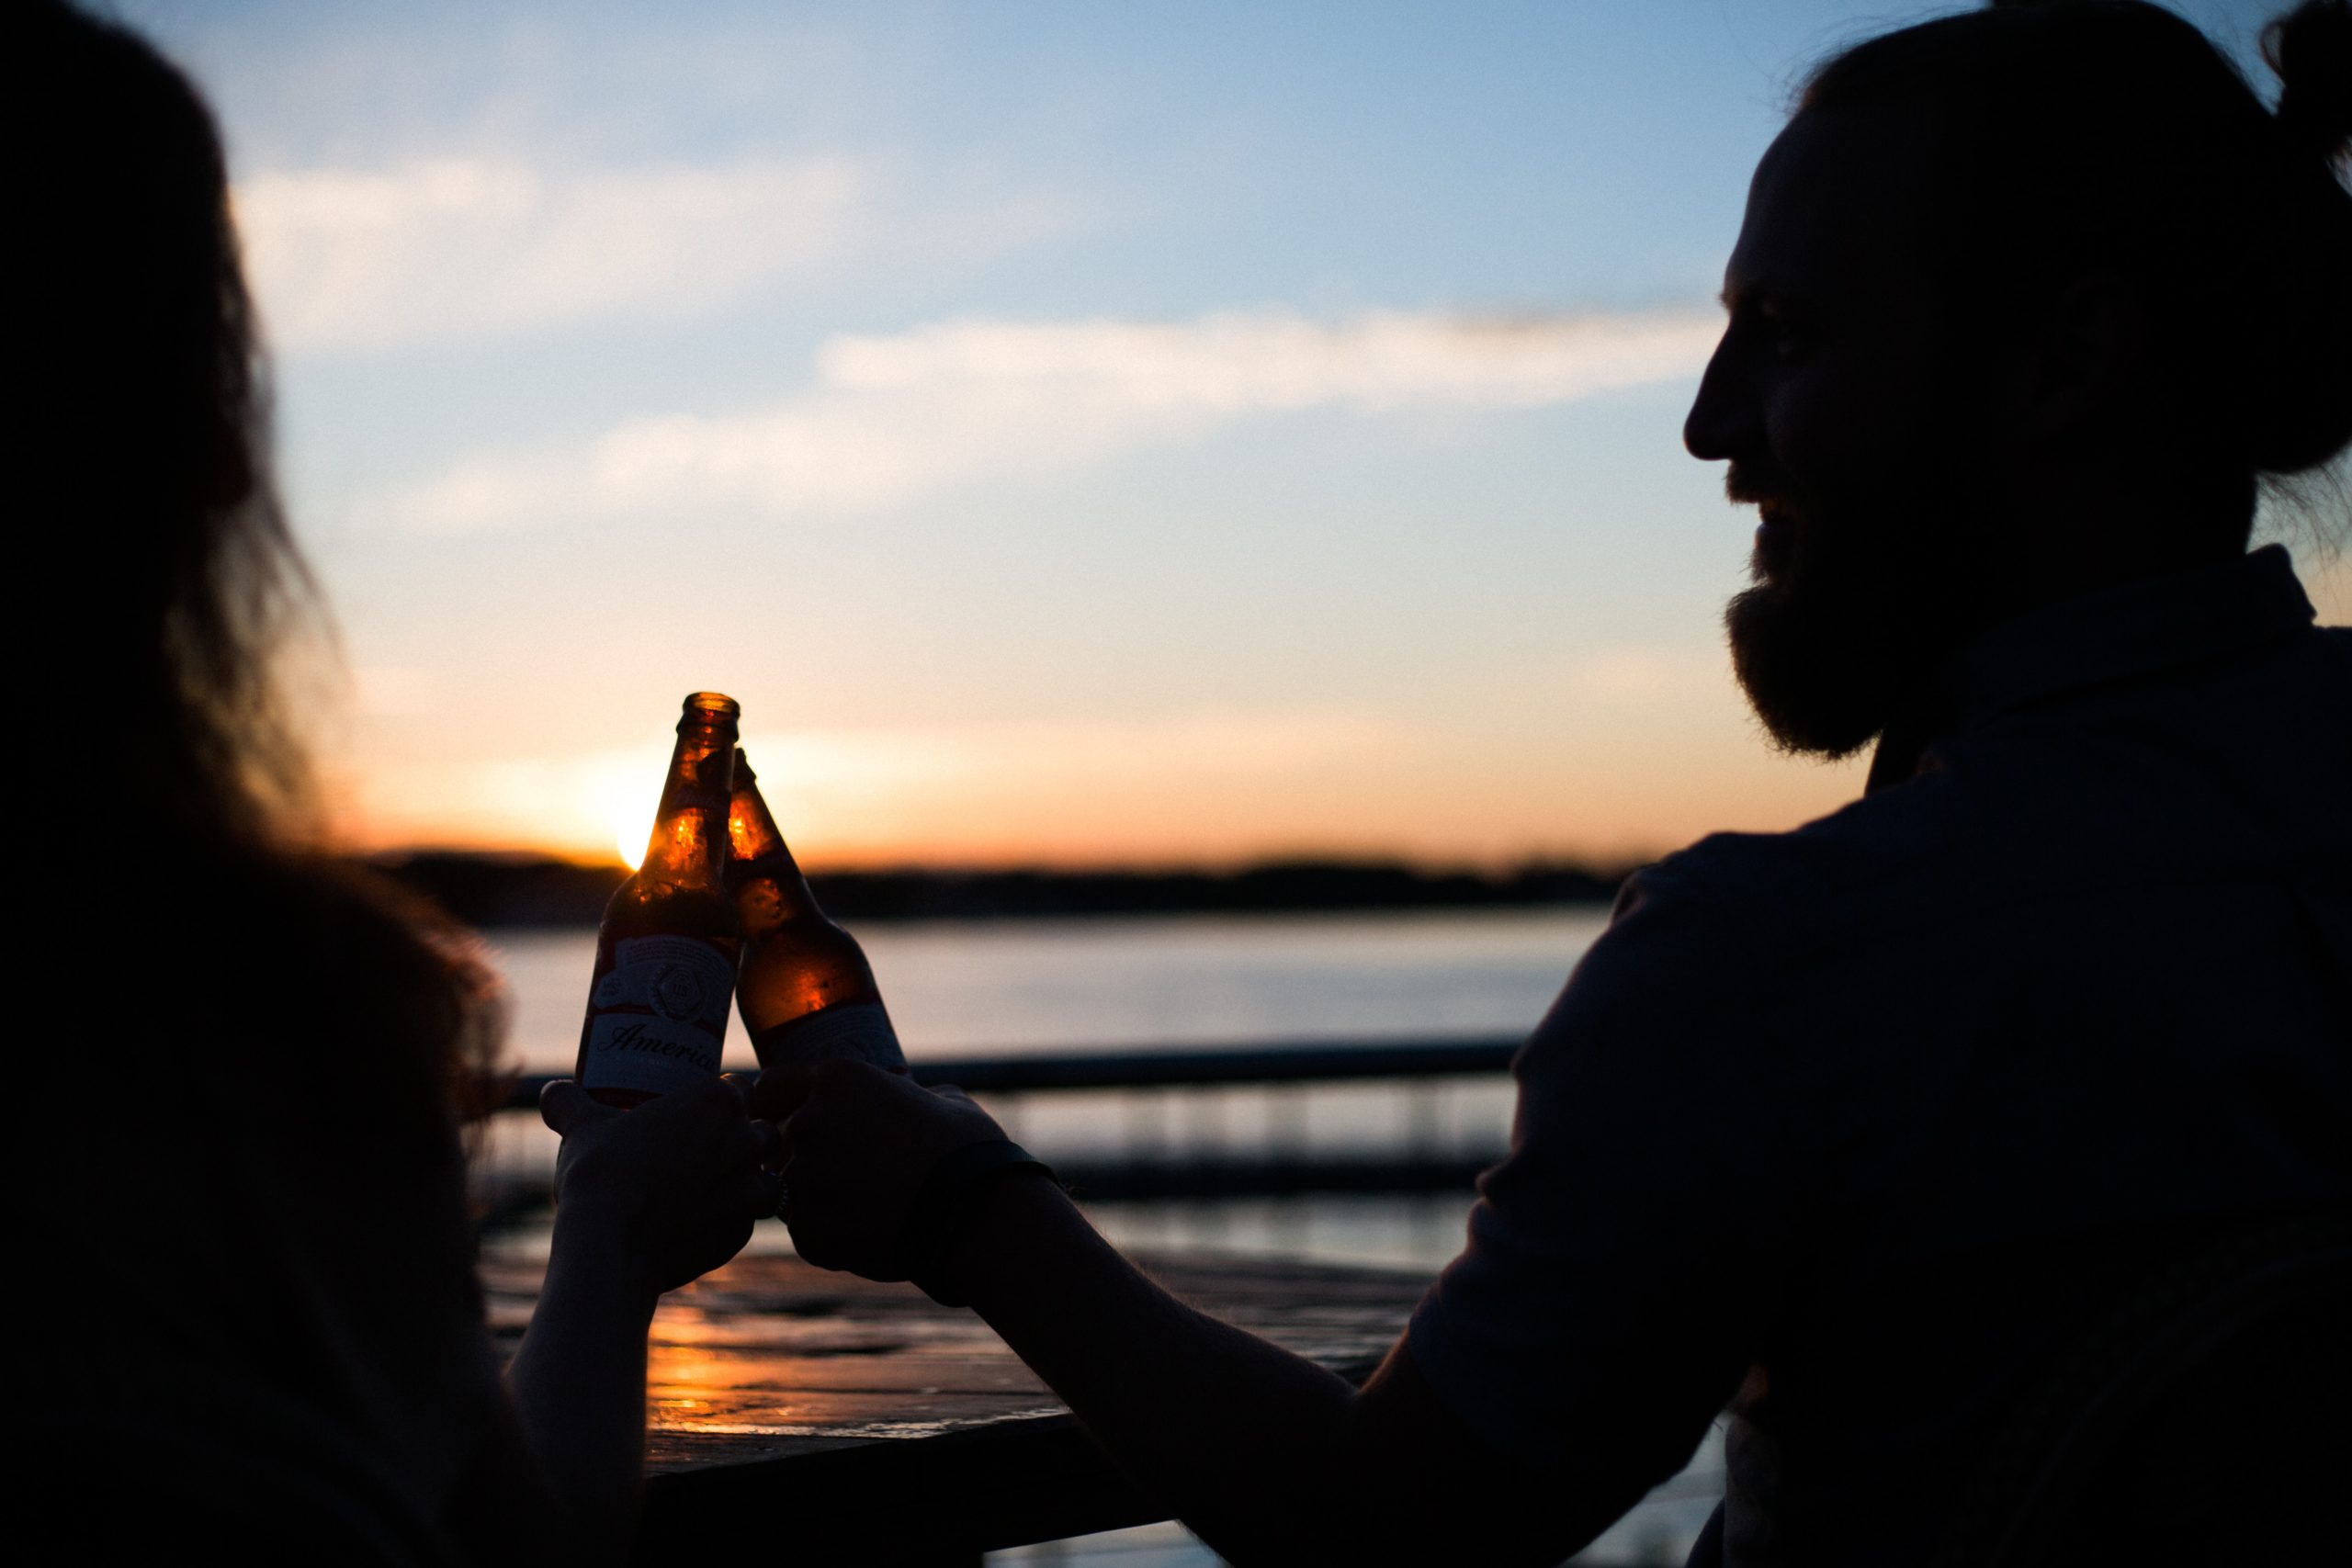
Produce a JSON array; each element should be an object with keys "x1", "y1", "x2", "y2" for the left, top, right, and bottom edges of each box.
[
  {"x1": 768, "y1": 1068, "x2": 1646, "y2": 1566},
  {"x1": 766, "y1": 866, "x2": 1781, "y2": 1562},
  {"x1": 944, "y1": 1168, "x2": 1619, "y2": 1565}
]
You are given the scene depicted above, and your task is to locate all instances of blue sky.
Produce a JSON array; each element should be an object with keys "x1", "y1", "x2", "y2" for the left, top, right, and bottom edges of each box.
[{"x1": 107, "y1": 0, "x2": 2335, "y2": 863}]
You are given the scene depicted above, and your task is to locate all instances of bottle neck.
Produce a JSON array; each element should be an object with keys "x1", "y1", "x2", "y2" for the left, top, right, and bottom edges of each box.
[
  {"x1": 729, "y1": 777, "x2": 822, "y2": 922},
  {"x1": 640, "y1": 717, "x2": 737, "y2": 889}
]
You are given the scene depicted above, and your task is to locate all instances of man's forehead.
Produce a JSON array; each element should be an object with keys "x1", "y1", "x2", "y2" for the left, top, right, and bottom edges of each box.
[{"x1": 1724, "y1": 103, "x2": 1939, "y2": 309}]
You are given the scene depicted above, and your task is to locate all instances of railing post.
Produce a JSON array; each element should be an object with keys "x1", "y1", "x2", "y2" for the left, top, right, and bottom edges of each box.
[
  {"x1": 1125, "y1": 1090, "x2": 1168, "y2": 1166},
  {"x1": 1408, "y1": 1081, "x2": 1442, "y2": 1163}
]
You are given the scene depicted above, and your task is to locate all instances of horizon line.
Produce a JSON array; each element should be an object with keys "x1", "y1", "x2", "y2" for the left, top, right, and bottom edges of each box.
[{"x1": 360, "y1": 844, "x2": 1665, "y2": 876}]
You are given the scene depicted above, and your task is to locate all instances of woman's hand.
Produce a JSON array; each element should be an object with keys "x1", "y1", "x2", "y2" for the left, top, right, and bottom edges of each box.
[
  {"x1": 538, "y1": 1074, "x2": 781, "y2": 1304},
  {"x1": 754, "y1": 1061, "x2": 1005, "y2": 1280}
]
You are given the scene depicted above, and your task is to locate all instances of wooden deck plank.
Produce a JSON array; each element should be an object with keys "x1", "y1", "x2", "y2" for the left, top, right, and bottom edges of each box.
[{"x1": 481, "y1": 1244, "x2": 1430, "y2": 1562}]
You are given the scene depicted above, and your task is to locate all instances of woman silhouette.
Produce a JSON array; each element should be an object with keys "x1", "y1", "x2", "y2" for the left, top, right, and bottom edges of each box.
[{"x1": 10, "y1": 4, "x2": 775, "y2": 1562}]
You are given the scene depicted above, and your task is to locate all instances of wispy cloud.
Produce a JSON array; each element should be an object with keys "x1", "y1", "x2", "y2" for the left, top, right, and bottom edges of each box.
[
  {"x1": 385, "y1": 306, "x2": 1720, "y2": 529},
  {"x1": 236, "y1": 154, "x2": 872, "y2": 352},
  {"x1": 236, "y1": 153, "x2": 1086, "y2": 354}
]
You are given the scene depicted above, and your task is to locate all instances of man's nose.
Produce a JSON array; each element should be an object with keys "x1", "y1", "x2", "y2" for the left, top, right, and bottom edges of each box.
[{"x1": 1682, "y1": 338, "x2": 1748, "y2": 462}]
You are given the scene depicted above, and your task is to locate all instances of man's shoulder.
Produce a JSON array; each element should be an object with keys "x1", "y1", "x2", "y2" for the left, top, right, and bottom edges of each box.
[
  {"x1": 1527, "y1": 779, "x2": 1983, "y2": 1059},
  {"x1": 1637, "y1": 770, "x2": 1983, "y2": 958}
]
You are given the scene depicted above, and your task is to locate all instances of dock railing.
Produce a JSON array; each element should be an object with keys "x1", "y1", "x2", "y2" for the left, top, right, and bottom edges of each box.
[{"x1": 482, "y1": 1034, "x2": 1523, "y2": 1212}]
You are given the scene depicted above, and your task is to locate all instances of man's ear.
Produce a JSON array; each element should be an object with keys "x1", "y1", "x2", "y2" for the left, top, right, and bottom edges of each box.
[{"x1": 2021, "y1": 273, "x2": 2154, "y2": 444}]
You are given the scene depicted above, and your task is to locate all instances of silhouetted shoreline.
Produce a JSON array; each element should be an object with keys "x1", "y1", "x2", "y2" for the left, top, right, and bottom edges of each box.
[{"x1": 369, "y1": 851, "x2": 1638, "y2": 929}]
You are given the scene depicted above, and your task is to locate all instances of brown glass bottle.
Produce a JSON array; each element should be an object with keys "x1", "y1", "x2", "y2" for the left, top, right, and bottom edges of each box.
[
  {"x1": 576, "y1": 694, "x2": 743, "y2": 1107},
  {"x1": 728, "y1": 750, "x2": 908, "y2": 1073}
]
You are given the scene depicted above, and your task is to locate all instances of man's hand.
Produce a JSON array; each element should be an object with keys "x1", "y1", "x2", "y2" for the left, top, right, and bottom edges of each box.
[
  {"x1": 753, "y1": 1061, "x2": 1003, "y2": 1279},
  {"x1": 539, "y1": 1074, "x2": 780, "y2": 1303}
]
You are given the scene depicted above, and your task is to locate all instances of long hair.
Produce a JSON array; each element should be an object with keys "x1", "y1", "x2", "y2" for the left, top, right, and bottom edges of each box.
[
  {"x1": 16, "y1": 0, "x2": 312, "y2": 846},
  {"x1": 13, "y1": 0, "x2": 503, "y2": 1109},
  {"x1": 1799, "y1": 0, "x2": 2352, "y2": 551}
]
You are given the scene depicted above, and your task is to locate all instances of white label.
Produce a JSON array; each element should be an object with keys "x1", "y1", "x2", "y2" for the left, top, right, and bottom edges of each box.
[
  {"x1": 582, "y1": 935, "x2": 735, "y2": 1096},
  {"x1": 752, "y1": 1002, "x2": 907, "y2": 1072}
]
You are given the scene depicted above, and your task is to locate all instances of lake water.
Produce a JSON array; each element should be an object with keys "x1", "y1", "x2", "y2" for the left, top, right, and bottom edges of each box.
[{"x1": 491, "y1": 906, "x2": 1607, "y2": 1070}]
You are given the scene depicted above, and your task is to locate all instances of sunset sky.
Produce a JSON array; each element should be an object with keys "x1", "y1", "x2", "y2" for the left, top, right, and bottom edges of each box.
[{"x1": 121, "y1": 0, "x2": 2343, "y2": 867}]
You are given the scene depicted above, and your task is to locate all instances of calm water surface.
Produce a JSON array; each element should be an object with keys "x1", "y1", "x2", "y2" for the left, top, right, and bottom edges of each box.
[{"x1": 489, "y1": 906, "x2": 1609, "y2": 1070}]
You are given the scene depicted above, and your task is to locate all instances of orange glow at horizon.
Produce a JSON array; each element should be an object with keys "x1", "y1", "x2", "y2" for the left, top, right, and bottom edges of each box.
[
  {"x1": 330, "y1": 737, "x2": 1865, "y2": 871},
  {"x1": 322, "y1": 558, "x2": 2351, "y2": 872}
]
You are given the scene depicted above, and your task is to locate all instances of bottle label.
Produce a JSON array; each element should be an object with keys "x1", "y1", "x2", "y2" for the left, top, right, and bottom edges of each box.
[
  {"x1": 752, "y1": 1002, "x2": 907, "y2": 1073},
  {"x1": 582, "y1": 935, "x2": 736, "y2": 1096}
]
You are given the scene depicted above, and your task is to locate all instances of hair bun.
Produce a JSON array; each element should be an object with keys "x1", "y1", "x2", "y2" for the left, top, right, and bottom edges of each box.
[{"x1": 2265, "y1": 0, "x2": 2352, "y2": 171}]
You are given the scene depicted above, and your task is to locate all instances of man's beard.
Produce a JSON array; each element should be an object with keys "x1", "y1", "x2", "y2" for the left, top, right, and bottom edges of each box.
[{"x1": 1724, "y1": 470, "x2": 1990, "y2": 760}]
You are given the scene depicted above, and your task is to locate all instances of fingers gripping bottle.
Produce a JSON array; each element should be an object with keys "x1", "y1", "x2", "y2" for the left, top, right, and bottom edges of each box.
[
  {"x1": 576, "y1": 694, "x2": 743, "y2": 1107},
  {"x1": 727, "y1": 750, "x2": 909, "y2": 1073}
]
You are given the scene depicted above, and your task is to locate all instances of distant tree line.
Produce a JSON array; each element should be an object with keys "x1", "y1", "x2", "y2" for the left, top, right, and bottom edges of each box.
[{"x1": 368, "y1": 852, "x2": 1638, "y2": 929}]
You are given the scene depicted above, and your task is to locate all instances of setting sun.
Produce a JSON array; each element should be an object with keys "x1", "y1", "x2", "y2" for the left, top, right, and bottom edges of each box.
[{"x1": 605, "y1": 768, "x2": 662, "y2": 871}]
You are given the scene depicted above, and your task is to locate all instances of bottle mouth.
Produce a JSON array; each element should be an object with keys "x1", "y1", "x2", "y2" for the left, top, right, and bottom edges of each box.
[{"x1": 679, "y1": 691, "x2": 742, "y2": 724}]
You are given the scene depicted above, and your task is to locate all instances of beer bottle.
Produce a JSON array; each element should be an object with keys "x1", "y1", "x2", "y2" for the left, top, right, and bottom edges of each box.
[
  {"x1": 576, "y1": 693, "x2": 743, "y2": 1107},
  {"x1": 728, "y1": 749, "x2": 908, "y2": 1073}
]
